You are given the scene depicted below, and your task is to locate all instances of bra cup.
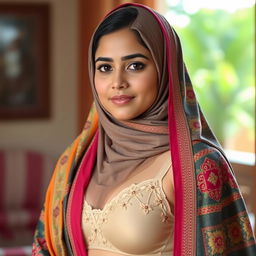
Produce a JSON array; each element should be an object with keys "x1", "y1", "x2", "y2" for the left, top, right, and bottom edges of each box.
[
  {"x1": 103, "y1": 199, "x2": 172, "y2": 254},
  {"x1": 83, "y1": 156, "x2": 174, "y2": 256},
  {"x1": 82, "y1": 219, "x2": 92, "y2": 244}
]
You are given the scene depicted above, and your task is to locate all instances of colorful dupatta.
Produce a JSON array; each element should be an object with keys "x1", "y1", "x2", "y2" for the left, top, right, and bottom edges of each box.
[{"x1": 33, "y1": 3, "x2": 256, "y2": 256}]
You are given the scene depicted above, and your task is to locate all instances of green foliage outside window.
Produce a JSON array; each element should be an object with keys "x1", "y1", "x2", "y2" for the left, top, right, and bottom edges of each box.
[{"x1": 166, "y1": 5, "x2": 255, "y2": 150}]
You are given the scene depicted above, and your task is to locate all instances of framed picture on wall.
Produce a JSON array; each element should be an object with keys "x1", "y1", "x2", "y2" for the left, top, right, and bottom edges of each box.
[{"x1": 0, "y1": 3, "x2": 50, "y2": 119}]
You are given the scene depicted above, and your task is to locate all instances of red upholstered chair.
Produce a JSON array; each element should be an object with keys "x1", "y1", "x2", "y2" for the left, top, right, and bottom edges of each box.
[{"x1": 0, "y1": 149, "x2": 56, "y2": 247}]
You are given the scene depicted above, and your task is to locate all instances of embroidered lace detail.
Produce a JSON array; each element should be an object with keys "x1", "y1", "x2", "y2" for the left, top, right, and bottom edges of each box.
[
  {"x1": 118, "y1": 180, "x2": 171, "y2": 220},
  {"x1": 82, "y1": 178, "x2": 172, "y2": 248},
  {"x1": 83, "y1": 205, "x2": 113, "y2": 248}
]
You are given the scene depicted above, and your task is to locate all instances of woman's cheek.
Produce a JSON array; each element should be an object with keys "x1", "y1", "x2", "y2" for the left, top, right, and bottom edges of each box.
[{"x1": 94, "y1": 79, "x2": 105, "y2": 95}]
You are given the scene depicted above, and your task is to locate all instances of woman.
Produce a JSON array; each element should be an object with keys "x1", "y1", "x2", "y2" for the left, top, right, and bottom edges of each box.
[{"x1": 33, "y1": 3, "x2": 256, "y2": 256}]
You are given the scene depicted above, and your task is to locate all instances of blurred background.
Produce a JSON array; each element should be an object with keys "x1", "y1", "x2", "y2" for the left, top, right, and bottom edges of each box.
[{"x1": 0, "y1": 0, "x2": 254, "y2": 253}]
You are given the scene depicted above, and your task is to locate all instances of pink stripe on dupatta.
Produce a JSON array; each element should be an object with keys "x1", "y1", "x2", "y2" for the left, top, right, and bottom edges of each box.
[
  {"x1": 68, "y1": 132, "x2": 99, "y2": 255},
  {"x1": 153, "y1": 14, "x2": 184, "y2": 256},
  {"x1": 153, "y1": 13, "x2": 196, "y2": 256},
  {"x1": 152, "y1": 14, "x2": 196, "y2": 256}
]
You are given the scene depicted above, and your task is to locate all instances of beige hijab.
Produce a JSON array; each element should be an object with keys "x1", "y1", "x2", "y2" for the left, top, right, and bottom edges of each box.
[{"x1": 85, "y1": 6, "x2": 171, "y2": 209}]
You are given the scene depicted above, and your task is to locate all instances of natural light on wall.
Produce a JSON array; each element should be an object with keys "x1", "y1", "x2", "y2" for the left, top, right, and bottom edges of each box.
[{"x1": 159, "y1": 0, "x2": 255, "y2": 165}]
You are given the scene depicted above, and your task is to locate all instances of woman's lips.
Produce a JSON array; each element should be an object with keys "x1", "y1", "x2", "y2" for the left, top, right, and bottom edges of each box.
[{"x1": 110, "y1": 95, "x2": 134, "y2": 105}]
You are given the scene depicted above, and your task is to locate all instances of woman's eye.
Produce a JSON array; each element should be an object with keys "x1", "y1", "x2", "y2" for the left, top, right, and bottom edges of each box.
[
  {"x1": 97, "y1": 64, "x2": 112, "y2": 73},
  {"x1": 128, "y1": 62, "x2": 145, "y2": 71}
]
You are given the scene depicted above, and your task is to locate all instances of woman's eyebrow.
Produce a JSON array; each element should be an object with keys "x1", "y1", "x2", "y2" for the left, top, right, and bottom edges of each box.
[
  {"x1": 121, "y1": 53, "x2": 149, "y2": 60},
  {"x1": 95, "y1": 57, "x2": 113, "y2": 63},
  {"x1": 95, "y1": 53, "x2": 149, "y2": 63}
]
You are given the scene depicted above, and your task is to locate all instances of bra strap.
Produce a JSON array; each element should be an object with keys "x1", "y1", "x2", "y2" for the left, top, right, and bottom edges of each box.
[{"x1": 155, "y1": 151, "x2": 172, "y2": 180}]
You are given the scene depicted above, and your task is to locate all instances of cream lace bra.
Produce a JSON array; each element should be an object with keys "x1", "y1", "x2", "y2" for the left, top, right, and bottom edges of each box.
[{"x1": 82, "y1": 154, "x2": 173, "y2": 256}]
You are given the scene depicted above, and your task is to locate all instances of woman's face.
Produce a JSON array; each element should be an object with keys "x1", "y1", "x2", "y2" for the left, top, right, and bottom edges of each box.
[{"x1": 94, "y1": 28, "x2": 158, "y2": 121}]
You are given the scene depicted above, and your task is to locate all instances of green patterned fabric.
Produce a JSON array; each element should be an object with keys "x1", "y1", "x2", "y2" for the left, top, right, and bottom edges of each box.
[{"x1": 193, "y1": 141, "x2": 255, "y2": 255}]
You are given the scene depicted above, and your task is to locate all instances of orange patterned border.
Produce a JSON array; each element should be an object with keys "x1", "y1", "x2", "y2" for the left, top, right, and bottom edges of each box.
[
  {"x1": 198, "y1": 192, "x2": 242, "y2": 215},
  {"x1": 194, "y1": 148, "x2": 216, "y2": 162}
]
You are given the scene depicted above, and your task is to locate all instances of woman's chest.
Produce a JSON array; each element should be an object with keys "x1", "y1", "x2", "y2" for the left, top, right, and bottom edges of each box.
[{"x1": 82, "y1": 179, "x2": 173, "y2": 255}]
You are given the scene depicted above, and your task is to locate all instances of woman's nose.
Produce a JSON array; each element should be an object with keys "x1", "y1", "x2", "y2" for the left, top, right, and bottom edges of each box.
[{"x1": 111, "y1": 71, "x2": 129, "y2": 89}]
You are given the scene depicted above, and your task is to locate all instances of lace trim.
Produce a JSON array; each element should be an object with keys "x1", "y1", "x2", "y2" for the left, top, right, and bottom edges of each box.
[{"x1": 83, "y1": 178, "x2": 173, "y2": 248}]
